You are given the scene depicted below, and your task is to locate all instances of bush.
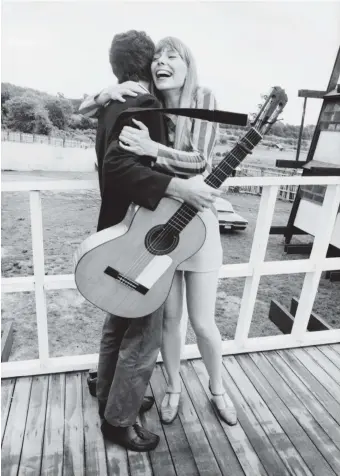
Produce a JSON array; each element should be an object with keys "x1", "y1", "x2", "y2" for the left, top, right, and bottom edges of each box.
[{"x1": 6, "y1": 95, "x2": 52, "y2": 134}]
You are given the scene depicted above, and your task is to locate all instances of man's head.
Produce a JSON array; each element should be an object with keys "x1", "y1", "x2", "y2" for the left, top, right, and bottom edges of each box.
[{"x1": 109, "y1": 30, "x2": 155, "y2": 84}]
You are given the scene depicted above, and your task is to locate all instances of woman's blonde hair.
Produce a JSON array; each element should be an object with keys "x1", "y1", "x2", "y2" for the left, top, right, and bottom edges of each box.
[{"x1": 151, "y1": 36, "x2": 198, "y2": 150}]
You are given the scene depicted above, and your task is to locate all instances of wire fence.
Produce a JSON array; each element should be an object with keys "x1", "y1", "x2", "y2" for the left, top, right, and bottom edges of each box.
[
  {"x1": 221, "y1": 164, "x2": 302, "y2": 202},
  {"x1": 1, "y1": 130, "x2": 95, "y2": 148}
]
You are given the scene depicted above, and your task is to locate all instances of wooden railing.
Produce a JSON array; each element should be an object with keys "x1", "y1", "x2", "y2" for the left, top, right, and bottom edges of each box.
[{"x1": 1, "y1": 175, "x2": 340, "y2": 378}]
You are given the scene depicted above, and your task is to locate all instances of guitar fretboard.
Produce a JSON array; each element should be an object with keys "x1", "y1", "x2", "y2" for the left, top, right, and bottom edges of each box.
[{"x1": 167, "y1": 127, "x2": 262, "y2": 233}]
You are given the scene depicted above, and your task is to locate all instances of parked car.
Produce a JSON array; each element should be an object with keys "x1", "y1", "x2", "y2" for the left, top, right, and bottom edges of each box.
[{"x1": 215, "y1": 197, "x2": 248, "y2": 232}]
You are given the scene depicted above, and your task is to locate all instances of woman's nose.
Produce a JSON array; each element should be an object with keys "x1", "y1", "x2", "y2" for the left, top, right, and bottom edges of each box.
[{"x1": 157, "y1": 56, "x2": 166, "y2": 65}]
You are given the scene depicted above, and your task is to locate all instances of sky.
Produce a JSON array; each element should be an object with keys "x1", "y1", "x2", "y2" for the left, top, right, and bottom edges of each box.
[{"x1": 1, "y1": 1, "x2": 340, "y2": 125}]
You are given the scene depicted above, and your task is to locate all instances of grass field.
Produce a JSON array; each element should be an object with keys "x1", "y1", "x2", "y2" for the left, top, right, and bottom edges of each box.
[{"x1": 1, "y1": 170, "x2": 339, "y2": 362}]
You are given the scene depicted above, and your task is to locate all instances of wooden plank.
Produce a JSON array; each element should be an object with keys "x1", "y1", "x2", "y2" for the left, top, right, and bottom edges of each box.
[
  {"x1": 332, "y1": 344, "x2": 340, "y2": 355},
  {"x1": 266, "y1": 351, "x2": 340, "y2": 451},
  {"x1": 166, "y1": 365, "x2": 223, "y2": 476},
  {"x1": 268, "y1": 299, "x2": 295, "y2": 334},
  {"x1": 247, "y1": 352, "x2": 339, "y2": 475},
  {"x1": 304, "y1": 347, "x2": 340, "y2": 383},
  {"x1": 127, "y1": 416, "x2": 153, "y2": 476},
  {"x1": 1, "y1": 378, "x2": 15, "y2": 443},
  {"x1": 104, "y1": 440, "x2": 129, "y2": 476},
  {"x1": 138, "y1": 382, "x2": 176, "y2": 476},
  {"x1": 63, "y1": 372, "x2": 85, "y2": 476},
  {"x1": 298, "y1": 89, "x2": 327, "y2": 99},
  {"x1": 192, "y1": 360, "x2": 268, "y2": 476},
  {"x1": 290, "y1": 297, "x2": 331, "y2": 331},
  {"x1": 292, "y1": 348, "x2": 340, "y2": 401},
  {"x1": 278, "y1": 350, "x2": 340, "y2": 425},
  {"x1": 1, "y1": 322, "x2": 14, "y2": 362},
  {"x1": 81, "y1": 372, "x2": 108, "y2": 476},
  {"x1": 318, "y1": 345, "x2": 340, "y2": 371},
  {"x1": 180, "y1": 361, "x2": 244, "y2": 476},
  {"x1": 150, "y1": 364, "x2": 199, "y2": 476},
  {"x1": 41, "y1": 373, "x2": 65, "y2": 476},
  {"x1": 296, "y1": 97, "x2": 308, "y2": 161},
  {"x1": 18, "y1": 375, "x2": 49, "y2": 476},
  {"x1": 220, "y1": 358, "x2": 290, "y2": 476},
  {"x1": 275, "y1": 160, "x2": 308, "y2": 169},
  {"x1": 224, "y1": 355, "x2": 313, "y2": 476},
  {"x1": 284, "y1": 243, "x2": 312, "y2": 254},
  {"x1": 1, "y1": 377, "x2": 32, "y2": 476}
]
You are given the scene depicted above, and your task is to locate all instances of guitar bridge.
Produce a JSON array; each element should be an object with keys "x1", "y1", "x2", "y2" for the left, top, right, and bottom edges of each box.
[{"x1": 104, "y1": 266, "x2": 149, "y2": 295}]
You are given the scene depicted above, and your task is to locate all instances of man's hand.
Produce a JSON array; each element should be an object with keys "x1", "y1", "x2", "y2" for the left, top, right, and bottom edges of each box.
[{"x1": 166, "y1": 176, "x2": 221, "y2": 212}]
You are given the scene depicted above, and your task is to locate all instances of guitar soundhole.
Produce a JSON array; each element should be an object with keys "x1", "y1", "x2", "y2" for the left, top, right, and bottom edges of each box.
[{"x1": 145, "y1": 225, "x2": 179, "y2": 256}]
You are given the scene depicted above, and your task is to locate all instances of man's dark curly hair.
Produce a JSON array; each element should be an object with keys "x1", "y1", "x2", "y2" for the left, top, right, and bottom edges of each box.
[{"x1": 109, "y1": 30, "x2": 155, "y2": 83}]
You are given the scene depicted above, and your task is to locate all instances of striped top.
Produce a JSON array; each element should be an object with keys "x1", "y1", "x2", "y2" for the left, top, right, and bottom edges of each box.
[
  {"x1": 156, "y1": 88, "x2": 218, "y2": 178},
  {"x1": 78, "y1": 86, "x2": 219, "y2": 179}
]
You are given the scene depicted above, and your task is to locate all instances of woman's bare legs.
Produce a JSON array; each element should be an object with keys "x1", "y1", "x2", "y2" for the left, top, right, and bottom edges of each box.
[{"x1": 185, "y1": 270, "x2": 235, "y2": 410}]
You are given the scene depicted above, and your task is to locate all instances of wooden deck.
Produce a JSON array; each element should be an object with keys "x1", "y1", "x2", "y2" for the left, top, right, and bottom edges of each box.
[{"x1": 2, "y1": 344, "x2": 340, "y2": 476}]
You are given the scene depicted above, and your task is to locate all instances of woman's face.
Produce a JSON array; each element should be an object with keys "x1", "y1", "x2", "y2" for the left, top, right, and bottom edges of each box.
[{"x1": 151, "y1": 47, "x2": 188, "y2": 91}]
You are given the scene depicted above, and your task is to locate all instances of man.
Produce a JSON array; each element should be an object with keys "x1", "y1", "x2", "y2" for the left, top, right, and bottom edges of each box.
[{"x1": 86, "y1": 30, "x2": 221, "y2": 453}]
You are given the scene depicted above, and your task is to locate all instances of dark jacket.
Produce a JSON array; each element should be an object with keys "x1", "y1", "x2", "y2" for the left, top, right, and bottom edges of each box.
[{"x1": 95, "y1": 93, "x2": 172, "y2": 232}]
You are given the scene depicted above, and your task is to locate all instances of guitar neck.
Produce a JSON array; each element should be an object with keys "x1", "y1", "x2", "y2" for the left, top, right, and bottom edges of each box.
[
  {"x1": 204, "y1": 127, "x2": 262, "y2": 188},
  {"x1": 167, "y1": 127, "x2": 263, "y2": 234}
]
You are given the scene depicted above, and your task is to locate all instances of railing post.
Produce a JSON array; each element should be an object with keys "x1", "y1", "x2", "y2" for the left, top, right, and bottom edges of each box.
[
  {"x1": 292, "y1": 184, "x2": 340, "y2": 339},
  {"x1": 30, "y1": 191, "x2": 49, "y2": 365},
  {"x1": 235, "y1": 185, "x2": 279, "y2": 344}
]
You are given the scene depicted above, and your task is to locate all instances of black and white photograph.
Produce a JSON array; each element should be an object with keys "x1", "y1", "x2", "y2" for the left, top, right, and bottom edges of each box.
[{"x1": 1, "y1": 1, "x2": 340, "y2": 474}]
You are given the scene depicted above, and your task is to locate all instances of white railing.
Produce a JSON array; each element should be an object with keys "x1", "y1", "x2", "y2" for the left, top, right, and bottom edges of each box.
[
  {"x1": 230, "y1": 165, "x2": 302, "y2": 202},
  {"x1": 1, "y1": 175, "x2": 340, "y2": 378}
]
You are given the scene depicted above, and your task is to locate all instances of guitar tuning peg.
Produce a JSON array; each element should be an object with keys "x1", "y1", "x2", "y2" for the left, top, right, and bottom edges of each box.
[{"x1": 257, "y1": 103, "x2": 263, "y2": 109}]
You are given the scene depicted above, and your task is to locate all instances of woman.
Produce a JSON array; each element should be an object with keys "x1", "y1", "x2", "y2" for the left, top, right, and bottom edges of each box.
[{"x1": 82, "y1": 37, "x2": 237, "y2": 426}]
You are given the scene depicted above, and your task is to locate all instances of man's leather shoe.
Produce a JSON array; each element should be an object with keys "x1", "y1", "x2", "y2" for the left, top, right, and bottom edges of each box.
[
  {"x1": 140, "y1": 396, "x2": 155, "y2": 413},
  {"x1": 98, "y1": 396, "x2": 155, "y2": 419},
  {"x1": 101, "y1": 420, "x2": 160, "y2": 451}
]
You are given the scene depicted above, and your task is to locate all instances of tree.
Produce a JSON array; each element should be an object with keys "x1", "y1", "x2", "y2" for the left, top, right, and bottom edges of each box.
[
  {"x1": 6, "y1": 95, "x2": 52, "y2": 134},
  {"x1": 44, "y1": 97, "x2": 73, "y2": 129}
]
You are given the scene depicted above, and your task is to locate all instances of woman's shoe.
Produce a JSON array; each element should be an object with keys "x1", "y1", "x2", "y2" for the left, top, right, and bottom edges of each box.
[
  {"x1": 209, "y1": 382, "x2": 237, "y2": 426},
  {"x1": 160, "y1": 389, "x2": 181, "y2": 424}
]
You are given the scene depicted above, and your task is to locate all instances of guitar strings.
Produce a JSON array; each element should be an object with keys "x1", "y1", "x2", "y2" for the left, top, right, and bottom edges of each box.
[
  {"x1": 113, "y1": 128, "x2": 260, "y2": 314},
  {"x1": 121, "y1": 127, "x2": 259, "y2": 278}
]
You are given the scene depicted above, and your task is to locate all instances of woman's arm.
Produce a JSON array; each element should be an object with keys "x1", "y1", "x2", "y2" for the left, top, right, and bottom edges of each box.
[
  {"x1": 78, "y1": 82, "x2": 148, "y2": 118},
  {"x1": 156, "y1": 89, "x2": 218, "y2": 177}
]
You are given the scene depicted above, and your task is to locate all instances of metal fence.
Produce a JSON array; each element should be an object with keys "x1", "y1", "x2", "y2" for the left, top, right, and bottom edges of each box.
[
  {"x1": 221, "y1": 164, "x2": 303, "y2": 202},
  {"x1": 1, "y1": 130, "x2": 95, "y2": 148}
]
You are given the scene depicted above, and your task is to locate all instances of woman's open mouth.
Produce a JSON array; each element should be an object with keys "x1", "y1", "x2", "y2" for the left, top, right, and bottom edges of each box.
[{"x1": 156, "y1": 70, "x2": 173, "y2": 79}]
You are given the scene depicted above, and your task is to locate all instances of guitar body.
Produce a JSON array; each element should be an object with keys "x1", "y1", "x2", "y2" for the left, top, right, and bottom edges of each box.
[{"x1": 75, "y1": 197, "x2": 206, "y2": 318}]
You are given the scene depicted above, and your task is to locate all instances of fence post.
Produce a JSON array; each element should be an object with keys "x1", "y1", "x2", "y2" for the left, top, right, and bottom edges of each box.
[
  {"x1": 235, "y1": 185, "x2": 279, "y2": 344},
  {"x1": 30, "y1": 191, "x2": 49, "y2": 366}
]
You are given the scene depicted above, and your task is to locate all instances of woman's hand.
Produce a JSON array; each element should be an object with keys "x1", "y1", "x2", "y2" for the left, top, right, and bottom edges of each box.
[
  {"x1": 105, "y1": 81, "x2": 147, "y2": 103},
  {"x1": 119, "y1": 119, "x2": 159, "y2": 157}
]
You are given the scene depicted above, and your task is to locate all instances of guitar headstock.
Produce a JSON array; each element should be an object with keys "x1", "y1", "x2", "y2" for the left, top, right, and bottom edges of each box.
[{"x1": 251, "y1": 86, "x2": 288, "y2": 135}]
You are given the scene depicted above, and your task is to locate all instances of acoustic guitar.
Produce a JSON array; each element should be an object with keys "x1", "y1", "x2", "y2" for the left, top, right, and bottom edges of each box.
[{"x1": 74, "y1": 86, "x2": 288, "y2": 318}]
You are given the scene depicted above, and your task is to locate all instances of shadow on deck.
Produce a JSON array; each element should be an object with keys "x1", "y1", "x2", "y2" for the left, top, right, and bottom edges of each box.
[{"x1": 2, "y1": 344, "x2": 340, "y2": 476}]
